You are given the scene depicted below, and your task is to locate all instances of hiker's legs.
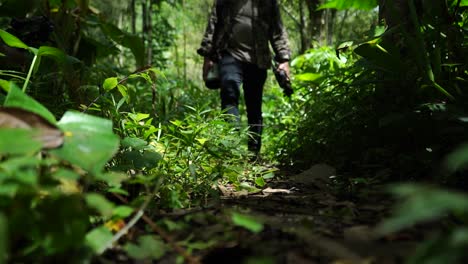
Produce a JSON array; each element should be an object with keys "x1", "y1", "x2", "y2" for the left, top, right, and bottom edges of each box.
[
  {"x1": 219, "y1": 53, "x2": 243, "y2": 124},
  {"x1": 242, "y1": 63, "x2": 267, "y2": 153}
]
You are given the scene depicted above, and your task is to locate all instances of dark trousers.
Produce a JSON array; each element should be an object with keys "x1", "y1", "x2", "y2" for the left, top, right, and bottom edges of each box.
[{"x1": 219, "y1": 53, "x2": 267, "y2": 153}]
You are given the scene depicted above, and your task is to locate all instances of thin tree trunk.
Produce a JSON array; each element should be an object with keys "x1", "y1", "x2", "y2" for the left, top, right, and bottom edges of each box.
[
  {"x1": 131, "y1": 0, "x2": 136, "y2": 34},
  {"x1": 182, "y1": 0, "x2": 187, "y2": 85},
  {"x1": 305, "y1": 0, "x2": 324, "y2": 47},
  {"x1": 337, "y1": 10, "x2": 348, "y2": 42},
  {"x1": 298, "y1": 0, "x2": 309, "y2": 53},
  {"x1": 327, "y1": 9, "x2": 336, "y2": 46},
  {"x1": 147, "y1": 1, "x2": 153, "y2": 65}
]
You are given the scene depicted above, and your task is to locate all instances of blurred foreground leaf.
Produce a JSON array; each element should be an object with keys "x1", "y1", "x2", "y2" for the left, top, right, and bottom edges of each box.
[
  {"x1": 124, "y1": 235, "x2": 167, "y2": 260},
  {"x1": 52, "y1": 111, "x2": 119, "y2": 174},
  {"x1": 231, "y1": 212, "x2": 264, "y2": 233},
  {"x1": 378, "y1": 184, "x2": 468, "y2": 234}
]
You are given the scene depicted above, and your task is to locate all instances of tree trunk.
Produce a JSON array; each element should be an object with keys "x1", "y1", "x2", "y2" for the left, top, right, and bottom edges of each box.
[
  {"x1": 131, "y1": 0, "x2": 136, "y2": 34},
  {"x1": 146, "y1": 1, "x2": 153, "y2": 65},
  {"x1": 298, "y1": 0, "x2": 308, "y2": 52},
  {"x1": 326, "y1": 9, "x2": 336, "y2": 46},
  {"x1": 305, "y1": 0, "x2": 324, "y2": 47}
]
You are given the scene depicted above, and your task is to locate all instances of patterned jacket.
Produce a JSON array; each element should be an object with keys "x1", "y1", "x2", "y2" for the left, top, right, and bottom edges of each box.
[{"x1": 197, "y1": 0, "x2": 291, "y2": 69}]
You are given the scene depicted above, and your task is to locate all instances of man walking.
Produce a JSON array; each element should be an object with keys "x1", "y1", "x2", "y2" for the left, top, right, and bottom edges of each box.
[{"x1": 197, "y1": 0, "x2": 291, "y2": 156}]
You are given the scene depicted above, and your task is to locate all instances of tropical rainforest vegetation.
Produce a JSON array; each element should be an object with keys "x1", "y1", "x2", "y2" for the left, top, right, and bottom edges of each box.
[{"x1": 0, "y1": 0, "x2": 468, "y2": 263}]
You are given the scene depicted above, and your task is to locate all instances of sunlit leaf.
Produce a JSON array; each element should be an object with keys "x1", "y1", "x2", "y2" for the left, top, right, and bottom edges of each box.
[
  {"x1": 37, "y1": 46, "x2": 76, "y2": 65},
  {"x1": 231, "y1": 212, "x2": 264, "y2": 233},
  {"x1": 319, "y1": 0, "x2": 378, "y2": 10},
  {"x1": 104, "y1": 219, "x2": 125, "y2": 232},
  {"x1": 0, "y1": 29, "x2": 29, "y2": 50},
  {"x1": 294, "y1": 73, "x2": 323, "y2": 83},
  {"x1": 51, "y1": 111, "x2": 120, "y2": 174},
  {"x1": 103, "y1": 77, "x2": 118, "y2": 91},
  {"x1": 113, "y1": 206, "x2": 134, "y2": 218},
  {"x1": 255, "y1": 177, "x2": 266, "y2": 187}
]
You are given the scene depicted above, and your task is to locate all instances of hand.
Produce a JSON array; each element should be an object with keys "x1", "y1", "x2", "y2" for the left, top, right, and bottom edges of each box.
[
  {"x1": 277, "y1": 62, "x2": 290, "y2": 80},
  {"x1": 202, "y1": 58, "x2": 214, "y2": 81}
]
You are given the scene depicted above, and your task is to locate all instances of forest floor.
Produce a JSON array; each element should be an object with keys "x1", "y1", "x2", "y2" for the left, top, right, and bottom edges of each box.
[
  {"x1": 198, "y1": 164, "x2": 417, "y2": 264},
  {"x1": 106, "y1": 164, "x2": 420, "y2": 264}
]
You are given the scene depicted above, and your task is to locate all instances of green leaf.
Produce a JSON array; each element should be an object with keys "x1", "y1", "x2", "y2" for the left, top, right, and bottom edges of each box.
[
  {"x1": 122, "y1": 150, "x2": 162, "y2": 170},
  {"x1": 51, "y1": 111, "x2": 120, "y2": 174},
  {"x1": 377, "y1": 184, "x2": 468, "y2": 234},
  {"x1": 85, "y1": 193, "x2": 115, "y2": 217},
  {"x1": 0, "y1": 79, "x2": 10, "y2": 92},
  {"x1": 113, "y1": 206, "x2": 134, "y2": 218},
  {"x1": 103, "y1": 77, "x2": 118, "y2": 91},
  {"x1": 231, "y1": 212, "x2": 264, "y2": 233},
  {"x1": 3, "y1": 83, "x2": 57, "y2": 124},
  {"x1": 294, "y1": 73, "x2": 323, "y2": 83},
  {"x1": 124, "y1": 235, "x2": 167, "y2": 260},
  {"x1": 0, "y1": 129, "x2": 42, "y2": 155},
  {"x1": 255, "y1": 177, "x2": 266, "y2": 187},
  {"x1": 0, "y1": 184, "x2": 19, "y2": 197},
  {"x1": 94, "y1": 172, "x2": 127, "y2": 187},
  {"x1": 0, "y1": 29, "x2": 29, "y2": 50},
  {"x1": 319, "y1": 0, "x2": 377, "y2": 10},
  {"x1": 121, "y1": 137, "x2": 148, "y2": 150},
  {"x1": 85, "y1": 226, "x2": 113, "y2": 254},
  {"x1": 51, "y1": 168, "x2": 80, "y2": 181}
]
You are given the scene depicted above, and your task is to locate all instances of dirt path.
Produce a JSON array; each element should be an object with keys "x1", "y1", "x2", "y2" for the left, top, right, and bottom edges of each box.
[
  {"x1": 199, "y1": 164, "x2": 415, "y2": 264},
  {"x1": 105, "y1": 164, "x2": 418, "y2": 264}
]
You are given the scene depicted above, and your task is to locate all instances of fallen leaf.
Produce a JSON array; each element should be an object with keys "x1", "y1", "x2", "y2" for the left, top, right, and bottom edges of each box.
[{"x1": 262, "y1": 187, "x2": 292, "y2": 194}]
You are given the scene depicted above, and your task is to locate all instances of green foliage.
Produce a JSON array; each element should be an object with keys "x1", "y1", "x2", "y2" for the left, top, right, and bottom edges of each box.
[
  {"x1": 320, "y1": 0, "x2": 378, "y2": 10},
  {"x1": 231, "y1": 212, "x2": 264, "y2": 233},
  {"x1": 378, "y1": 184, "x2": 468, "y2": 264},
  {"x1": 0, "y1": 82, "x2": 123, "y2": 262},
  {"x1": 124, "y1": 235, "x2": 167, "y2": 260}
]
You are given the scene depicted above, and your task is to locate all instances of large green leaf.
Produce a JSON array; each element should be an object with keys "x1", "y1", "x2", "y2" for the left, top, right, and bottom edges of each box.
[
  {"x1": 0, "y1": 29, "x2": 29, "y2": 50},
  {"x1": 0, "y1": 129, "x2": 42, "y2": 155},
  {"x1": 37, "y1": 46, "x2": 79, "y2": 65},
  {"x1": 319, "y1": 0, "x2": 378, "y2": 10},
  {"x1": 3, "y1": 83, "x2": 57, "y2": 124},
  {"x1": 51, "y1": 111, "x2": 120, "y2": 174}
]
